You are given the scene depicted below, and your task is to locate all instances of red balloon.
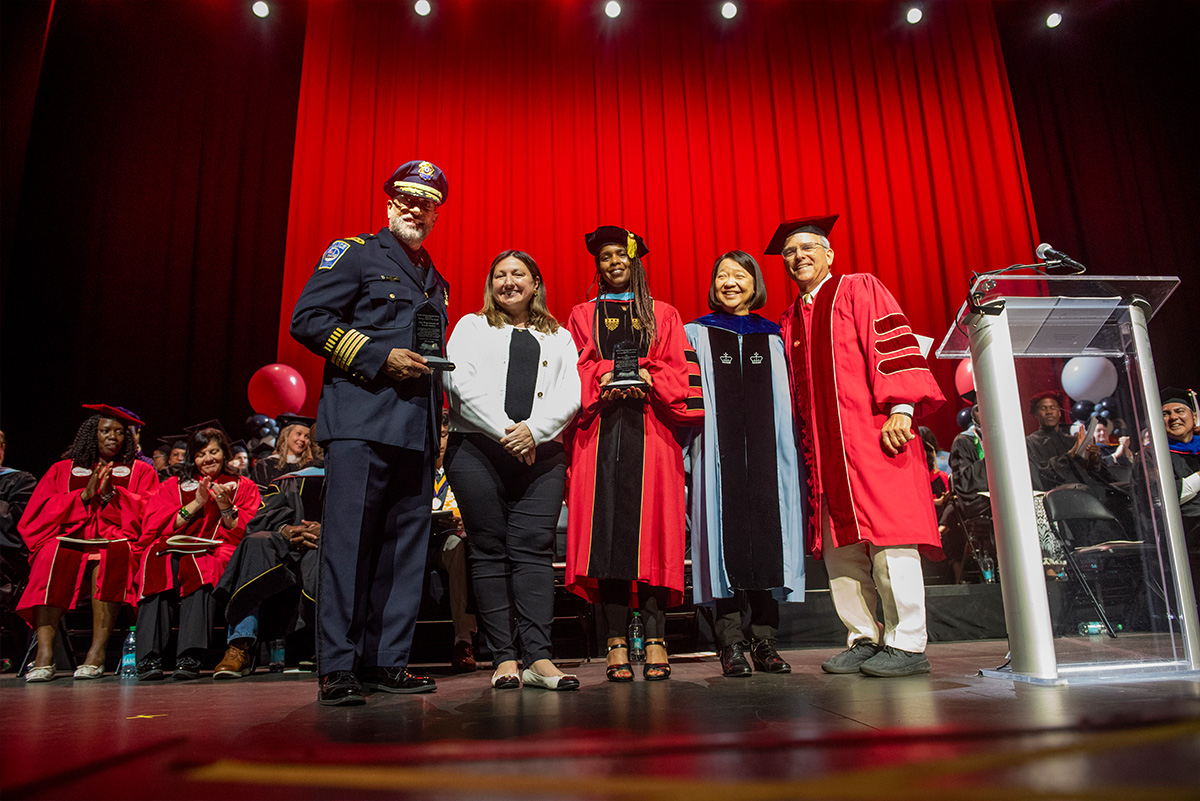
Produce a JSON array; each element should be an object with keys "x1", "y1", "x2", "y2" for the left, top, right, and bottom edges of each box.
[
  {"x1": 247, "y1": 364, "x2": 307, "y2": 418},
  {"x1": 954, "y1": 359, "x2": 975, "y2": 398}
]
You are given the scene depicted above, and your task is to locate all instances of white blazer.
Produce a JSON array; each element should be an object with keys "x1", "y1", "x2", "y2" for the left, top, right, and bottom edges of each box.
[{"x1": 444, "y1": 313, "x2": 582, "y2": 446}]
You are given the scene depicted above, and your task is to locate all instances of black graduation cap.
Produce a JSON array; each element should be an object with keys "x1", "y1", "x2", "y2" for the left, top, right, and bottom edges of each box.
[
  {"x1": 1160, "y1": 387, "x2": 1196, "y2": 408},
  {"x1": 156, "y1": 433, "x2": 189, "y2": 451},
  {"x1": 584, "y1": 225, "x2": 649, "y2": 260},
  {"x1": 183, "y1": 419, "x2": 232, "y2": 444},
  {"x1": 764, "y1": 214, "x2": 840, "y2": 255},
  {"x1": 81, "y1": 404, "x2": 145, "y2": 427},
  {"x1": 249, "y1": 440, "x2": 275, "y2": 460},
  {"x1": 229, "y1": 439, "x2": 250, "y2": 455},
  {"x1": 276, "y1": 413, "x2": 316, "y2": 430}
]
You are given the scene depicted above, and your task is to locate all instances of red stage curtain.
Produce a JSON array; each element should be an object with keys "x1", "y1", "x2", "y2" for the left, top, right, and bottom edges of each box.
[{"x1": 279, "y1": 0, "x2": 1040, "y2": 436}]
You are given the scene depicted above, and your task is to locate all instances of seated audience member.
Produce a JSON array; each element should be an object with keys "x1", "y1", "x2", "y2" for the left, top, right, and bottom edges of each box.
[
  {"x1": 250, "y1": 414, "x2": 322, "y2": 490},
  {"x1": 227, "y1": 441, "x2": 251, "y2": 476},
  {"x1": 919, "y1": 426, "x2": 950, "y2": 507},
  {"x1": 1026, "y1": 390, "x2": 1127, "y2": 543},
  {"x1": 17, "y1": 407, "x2": 159, "y2": 681},
  {"x1": 1162, "y1": 388, "x2": 1200, "y2": 533},
  {"x1": 136, "y1": 425, "x2": 260, "y2": 680},
  {"x1": 155, "y1": 435, "x2": 188, "y2": 481},
  {"x1": 948, "y1": 406, "x2": 989, "y2": 519},
  {"x1": 0, "y1": 430, "x2": 37, "y2": 671},
  {"x1": 212, "y1": 465, "x2": 325, "y2": 678},
  {"x1": 919, "y1": 426, "x2": 951, "y2": 479},
  {"x1": 429, "y1": 411, "x2": 478, "y2": 673}
]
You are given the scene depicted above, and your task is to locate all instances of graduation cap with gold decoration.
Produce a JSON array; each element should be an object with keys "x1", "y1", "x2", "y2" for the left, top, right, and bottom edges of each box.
[{"x1": 584, "y1": 225, "x2": 649, "y2": 261}]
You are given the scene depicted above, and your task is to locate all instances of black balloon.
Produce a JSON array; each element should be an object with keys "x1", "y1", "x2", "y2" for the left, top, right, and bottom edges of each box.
[
  {"x1": 1094, "y1": 395, "x2": 1116, "y2": 412},
  {"x1": 1070, "y1": 400, "x2": 1094, "y2": 422},
  {"x1": 957, "y1": 407, "x2": 974, "y2": 430}
]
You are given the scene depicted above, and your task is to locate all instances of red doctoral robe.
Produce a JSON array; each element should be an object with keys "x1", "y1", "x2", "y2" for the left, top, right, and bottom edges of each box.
[
  {"x1": 17, "y1": 460, "x2": 159, "y2": 621},
  {"x1": 137, "y1": 474, "x2": 260, "y2": 599},
  {"x1": 565, "y1": 298, "x2": 704, "y2": 606},
  {"x1": 780, "y1": 273, "x2": 945, "y2": 558}
]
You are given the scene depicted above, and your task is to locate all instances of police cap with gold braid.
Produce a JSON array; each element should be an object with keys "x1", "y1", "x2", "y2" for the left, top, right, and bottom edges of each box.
[{"x1": 384, "y1": 160, "x2": 449, "y2": 206}]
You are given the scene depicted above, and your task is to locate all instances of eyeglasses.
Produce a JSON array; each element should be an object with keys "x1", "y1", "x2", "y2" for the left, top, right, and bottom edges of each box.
[
  {"x1": 391, "y1": 193, "x2": 437, "y2": 213},
  {"x1": 781, "y1": 242, "x2": 827, "y2": 260}
]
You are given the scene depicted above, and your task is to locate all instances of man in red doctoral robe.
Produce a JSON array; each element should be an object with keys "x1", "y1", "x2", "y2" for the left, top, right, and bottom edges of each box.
[{"x1": 773, "y1": 214, "x2": 945, "y2": 677}]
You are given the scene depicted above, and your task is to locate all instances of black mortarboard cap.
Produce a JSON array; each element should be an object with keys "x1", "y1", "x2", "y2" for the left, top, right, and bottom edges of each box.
[
  {"x1": 384, "y1": 160, "x2": 448, "y2": 205},
  {"x1": 764, "y1": 214, "x2": 840, "y2": 255},
  {"x1": 276, "y1": 413, "x2": 316, "y2": 430},
  {"x1": 584, "y1": 225, "x2": 649, "y2": 260},
  {"x1": 1160, "y1": 387, "x2": 1195, "y2": 407}
]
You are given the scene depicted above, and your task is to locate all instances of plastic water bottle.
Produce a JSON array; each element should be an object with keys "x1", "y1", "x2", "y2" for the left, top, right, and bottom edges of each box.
[
  {"x1": 1078, "y1": 622, "x2": 1122, "y2": 636},
  {"x1": 269, "y1": 638, "x2": 286, "y2": 672},
  {"x1": 118, "y1": 626, "x2": 138, "y2": 678},
  {"x1": 979, "y1": 554, "x2": 996, "y2": 583},
  {"x1": 627, "y1": 612, "x2": 646, "y2": 663}
]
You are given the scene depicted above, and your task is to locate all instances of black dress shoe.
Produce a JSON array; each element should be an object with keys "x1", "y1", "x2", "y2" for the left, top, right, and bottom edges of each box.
[
  {"x1": 750, "y1": 638, "x2": 791, "y2": 673},
  {"x1": 318, "y1": 670, "x2": 366, "y2": 706},
  {"x1": 360, "y1": 666, "x2": 436, "y2": 694},
  {"x1": 719, "y1": 642, "x2": 753, "y2": 677},
  {"x1": 136, "y1": 658, "x2": 164, "y2": 682},
  {"x1": 172, "y1": 655, "x2": 202, "y2": 681}
]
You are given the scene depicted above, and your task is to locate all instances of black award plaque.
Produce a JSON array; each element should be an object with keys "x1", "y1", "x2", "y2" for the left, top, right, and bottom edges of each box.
[
  {"x1": 413, "y1": 300, "x2": 455, "y2": 371},
  {"x1": 606, "y1": 340, "x2": 649, "y2": 390}
]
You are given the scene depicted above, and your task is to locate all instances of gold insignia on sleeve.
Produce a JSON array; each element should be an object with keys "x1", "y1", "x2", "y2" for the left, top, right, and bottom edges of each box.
[
  {"x1": 348, "y1": 236, "x2": 365, "y2": 245},
  {"x1": 331, "y1": 328, "x2": 370, "y2": 371},
  {"x1": 605, "y1": 318, "x2": 619, "y2": 331}
]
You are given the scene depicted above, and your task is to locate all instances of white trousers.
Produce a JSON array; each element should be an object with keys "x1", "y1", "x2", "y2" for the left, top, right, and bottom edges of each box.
[{"x1": 822, "y1": 499, "x2": 929, "y2": 652}]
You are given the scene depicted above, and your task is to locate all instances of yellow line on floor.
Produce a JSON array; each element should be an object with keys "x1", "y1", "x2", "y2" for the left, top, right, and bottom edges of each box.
[{"x1": 186, "y1": 718, "x2": 1200, "y2": 801}]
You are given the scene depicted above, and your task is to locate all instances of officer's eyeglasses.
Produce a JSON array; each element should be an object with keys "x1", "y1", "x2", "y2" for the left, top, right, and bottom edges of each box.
[{"x1": 391, "y1": 193, "x2": 437, "y2": 214}]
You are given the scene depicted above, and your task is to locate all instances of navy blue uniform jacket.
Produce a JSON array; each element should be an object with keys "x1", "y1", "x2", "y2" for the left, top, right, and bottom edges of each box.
[{"x1": 290, "y1": 227, "x2": 448, "y2": 450}]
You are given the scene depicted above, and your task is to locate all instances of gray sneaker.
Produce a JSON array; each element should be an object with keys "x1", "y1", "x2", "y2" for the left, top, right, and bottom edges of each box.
[
  {"x1": 858, "y1": 645, "x2": 931, "y2": 677},
  {"x1": 821, "y1": 640, "x2": 880, "y2": 674}
]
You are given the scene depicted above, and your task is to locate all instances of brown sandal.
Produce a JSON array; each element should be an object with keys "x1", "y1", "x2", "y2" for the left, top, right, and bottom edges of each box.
[
  {"x1": 605, "y1": 642, "x2": 634, "y2": 683},
  {"x1": 642, "y1": 638, "x2": 670, "y2": 681}
]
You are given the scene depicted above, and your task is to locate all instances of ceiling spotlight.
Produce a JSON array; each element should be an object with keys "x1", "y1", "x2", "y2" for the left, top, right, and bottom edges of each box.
[
  {"x1": 906, "y1": 7, "x2": 922, "y2": 24},
  {"x1": 1046, "y1": 12, "x2": 1062, "y2": 28},
  {"x1": 721, "y1": 2, "x2": 738, "y2": 19},
  {"x1": 252, "y1": 1, "x2": 269, "y2": 18},
  {"x1": 415, "y1": 0, "x2": 431, "y2": 16},
  {"x1": 605, "y1": 1, "x2": 621, "y2": 19}
]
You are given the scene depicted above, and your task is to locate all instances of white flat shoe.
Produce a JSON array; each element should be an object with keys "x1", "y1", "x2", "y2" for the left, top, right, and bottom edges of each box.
[
  {"x1": 521, "y1": 668, "x2": 580, "y2": 691},
  {"x1": 25, "y1": 665, "x2": 56, "y2": 683},
  {"x1": 74, "y1": 664, "x2": 105, "y2": 679},
  {"x1": 491, "y1": 670, "x2": 521, "y2": 689}
]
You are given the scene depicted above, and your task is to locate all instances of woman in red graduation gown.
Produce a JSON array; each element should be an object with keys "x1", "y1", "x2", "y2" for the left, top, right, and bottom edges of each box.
[
  {"x1": 135, "y1": 426, "x2": 259, "y2": 680},
  {"x1": 565, "y1": 226, "x2": 704, "y2": 681},
  {"x1": 18, "y1": 405, "x2": 159, "y2": 682}
]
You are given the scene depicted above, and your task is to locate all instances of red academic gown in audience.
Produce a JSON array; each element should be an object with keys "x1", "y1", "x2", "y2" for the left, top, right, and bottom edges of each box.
[
  {"x1": 17, "y1": 460, "x2": 158, "y2": 622},
  {"x1": 564, "y1": 298, "x2": 705, "y2": 606},
  {"x1": 779, "y1": 273, "x2": 945, "y2": 558},
  {"x1": 137, "y1": 474, "x2": 259, "y2": 599}
]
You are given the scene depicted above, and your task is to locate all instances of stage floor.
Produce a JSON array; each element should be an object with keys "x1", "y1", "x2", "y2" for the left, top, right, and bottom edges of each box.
[{"x1": 3, "y1": 638, "x2": 1198, "y2": 801}]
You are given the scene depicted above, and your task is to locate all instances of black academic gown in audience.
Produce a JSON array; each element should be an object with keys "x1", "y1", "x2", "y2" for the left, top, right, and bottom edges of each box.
[{"x1": 214, "y1": 470, "x2": 325, "y2": 639}]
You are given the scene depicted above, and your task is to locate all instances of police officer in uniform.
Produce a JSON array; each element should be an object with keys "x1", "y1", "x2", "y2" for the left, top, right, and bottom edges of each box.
[{"x1": 290, "y1": 160, "x2": 450, "y2": 705}]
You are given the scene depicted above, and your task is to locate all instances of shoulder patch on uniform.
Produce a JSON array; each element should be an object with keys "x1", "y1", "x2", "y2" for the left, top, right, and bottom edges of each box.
[
  {"x1": 347, "y1": 236, "x2": 366, "y2": 245},
  {"x1": 319, "y1": 240, "x2": 351, "y2": 270}
]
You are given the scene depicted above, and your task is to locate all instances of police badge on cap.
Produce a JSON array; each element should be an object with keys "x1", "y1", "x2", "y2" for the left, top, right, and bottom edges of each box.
[{"x1": 385, "y1": 160, "x2": 449, "y2": 206}]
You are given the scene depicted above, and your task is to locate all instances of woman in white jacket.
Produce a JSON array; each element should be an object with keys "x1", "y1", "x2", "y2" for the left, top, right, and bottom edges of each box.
[{"x1": 444, "y1": 250, "x2": 582, "y2": 690}]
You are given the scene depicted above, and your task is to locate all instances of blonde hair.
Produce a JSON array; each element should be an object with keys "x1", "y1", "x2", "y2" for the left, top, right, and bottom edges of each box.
[
  {"x1": 480, "y1": 250, "x2": 560, "y2": 334},
  {"x1": 271, "y1": 424, "x2": 322, "y2": 465}
]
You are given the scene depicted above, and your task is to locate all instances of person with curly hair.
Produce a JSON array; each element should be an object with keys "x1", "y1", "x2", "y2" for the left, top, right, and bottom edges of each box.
[
  {"x1": 250, "y1": 414, "x2": 322, "y2": 490},
  {"x1": 134, "y1": 425, "x2": 260, "y2": 680},
  {"x1": 18, "y1": 405, "x2": 159, "y2": 682}
]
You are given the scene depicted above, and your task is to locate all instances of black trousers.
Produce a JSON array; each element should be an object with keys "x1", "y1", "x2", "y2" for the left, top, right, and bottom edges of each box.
[
  {"x1": 317, "y1": 440, "x2": 433, "y2": 674},
  {"x1": 599, "y1": 580, "x2": 669, "y2": 640},
  {"x1": 445, "y1": 434, "x2": 566, "y2": 665},
  {"x1": 136, "y1": 554, "x2": 216, "y2": 663},
  {"x1": 712, "y1": 590, "x2": 779, "y2": 648}
]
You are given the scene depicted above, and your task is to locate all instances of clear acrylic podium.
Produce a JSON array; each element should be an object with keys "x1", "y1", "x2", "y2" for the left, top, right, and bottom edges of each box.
[{"x1": 937, "y1": 274, "x2": 1199, "y2": 684}]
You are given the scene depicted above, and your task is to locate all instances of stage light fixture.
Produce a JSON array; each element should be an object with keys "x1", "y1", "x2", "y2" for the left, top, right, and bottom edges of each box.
[
  {"x1": 605, "y1": 1, "x2": 621, "y2": 19},
  {"x1": 252, "y1": 1, "x2": 269, "y2": 18},
  {"x1": 415, "y1": 0, "x2": 432, "y2": 16},
  {"x1": 906, "y1": 7, "x2": 923, "y2": 24},
  {"x1": 721, "y1": 2, "x2": 738, "y2": 19},
  {"x1": 1046, "y1": 12, "x2": 1062, "y2": 28}
]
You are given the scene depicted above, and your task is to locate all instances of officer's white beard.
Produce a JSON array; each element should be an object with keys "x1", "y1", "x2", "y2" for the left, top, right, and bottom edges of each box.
[{"x1": 388, "y1": 206, "x2": 433, "y2": 249}]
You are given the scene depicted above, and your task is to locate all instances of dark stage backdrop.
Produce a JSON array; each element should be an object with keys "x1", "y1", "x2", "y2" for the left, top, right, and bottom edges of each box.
[
  {"x1": 2, "y1": 0, "x2": 307, "y2": 472},
  {"x1": 276, "y1": 0, "x2": 1042, "y2": 441}
]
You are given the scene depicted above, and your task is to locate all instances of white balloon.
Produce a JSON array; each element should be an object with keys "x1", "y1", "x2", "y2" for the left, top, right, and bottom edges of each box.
[{"x1": 1060, "y1": 357, "x2": 1118, "y2": 403}]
